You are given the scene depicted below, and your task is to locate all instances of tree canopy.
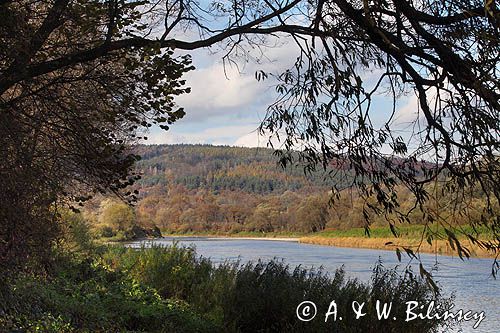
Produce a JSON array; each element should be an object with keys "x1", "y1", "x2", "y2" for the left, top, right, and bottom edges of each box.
[
  {"x1": 258, "y1": 0, "x2": 500, "y2": 268},
  {"x1": 0, "y1": 0, "x2": 498, "y2": 272}
]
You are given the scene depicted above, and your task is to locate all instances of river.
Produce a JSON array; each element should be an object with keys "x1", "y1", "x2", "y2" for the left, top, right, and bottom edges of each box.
[{"x1": 126, "y1": 237, "x2": 499, "y2": 332}]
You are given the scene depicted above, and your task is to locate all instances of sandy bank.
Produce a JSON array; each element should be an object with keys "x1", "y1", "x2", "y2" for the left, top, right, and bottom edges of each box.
[{"x1": 299, "y1": 236, "x2": 496, "y2": 259}]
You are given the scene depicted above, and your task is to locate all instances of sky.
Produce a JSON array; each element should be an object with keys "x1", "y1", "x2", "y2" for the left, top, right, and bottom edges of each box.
[
  {"x1": 144, "y1": 37, "x2": 298, "y2": 147},
  {"x1": 144, "y1": 36, "x2": 422, "y2": 149}
]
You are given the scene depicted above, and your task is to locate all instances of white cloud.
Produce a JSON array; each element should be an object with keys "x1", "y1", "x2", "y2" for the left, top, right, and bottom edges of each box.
[
  {"x1": 392, "y1": 93, "x2": 421, "y2": 126},
  {"x1": 233, "y1": 130, "x2": 271, "y2": 148},
  {"x1": 173, "y1": 35, "x2": 301, "y2": 123},
  {"x1": 146, "y1": 123, "x2": 260, "y2": 145},
  {"x1": 177, "y1": 63, "x2": 263, "y2": 111},
  {"x1": 391, "y1": 86, "x2": 443, "y2": 132}
]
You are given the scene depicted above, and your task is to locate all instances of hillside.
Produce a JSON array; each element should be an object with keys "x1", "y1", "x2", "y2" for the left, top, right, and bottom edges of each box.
[
  {"x1": 81, "y1": 144, "x2": 494, "y2": 244},
  {"x1": 133, "y1": 144, "x2": 348, "y2": 194}
]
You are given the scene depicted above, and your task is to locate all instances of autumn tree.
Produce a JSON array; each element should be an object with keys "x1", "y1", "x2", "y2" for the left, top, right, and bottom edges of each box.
[
  {"x1": 98, "y1": 199, "x2": 136, "y2": 232},
  {"x1": 296, "y1": 195, "x2": 329, "y2": 232},
  {"x1": 0, "y1": 0, "x2": 193, "y2": 269}
]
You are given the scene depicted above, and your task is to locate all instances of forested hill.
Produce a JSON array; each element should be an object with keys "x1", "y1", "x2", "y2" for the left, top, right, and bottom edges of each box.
[
  {"x1": 83, "y1": 144, "x2": 491, "y2": 236},
  {"x1": 133, "y1": 144, "x2": 345, "y2": 194},
  {"x1": 82, "y1": 144, "x2": 361, "y2": 236}
]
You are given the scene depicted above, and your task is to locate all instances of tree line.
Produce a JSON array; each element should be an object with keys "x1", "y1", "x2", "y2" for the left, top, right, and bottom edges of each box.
[{"x1": 81, "y1": 144, "x2": 497, "y2": 239}]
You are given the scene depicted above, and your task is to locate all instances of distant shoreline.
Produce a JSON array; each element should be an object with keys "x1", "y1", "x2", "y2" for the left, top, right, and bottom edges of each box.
[
  {"x1": 160, "y1": 234, "x2": 300, "y2": 242},
  {"x1": 158, "y1": 233, "x2": 496, "y2": 259}
]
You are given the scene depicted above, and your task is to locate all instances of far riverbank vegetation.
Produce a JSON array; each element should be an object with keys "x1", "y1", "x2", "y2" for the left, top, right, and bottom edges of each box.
[{"x1": 84, "y1": 145, "x2": 496, "y2": 258}]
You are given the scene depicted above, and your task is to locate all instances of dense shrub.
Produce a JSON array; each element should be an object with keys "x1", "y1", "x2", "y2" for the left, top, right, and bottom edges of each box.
[
  {"x1": 101, "y1": 244, "x2": 234, "y2": 320},
  {"x1": 1, "y1": 235, "x2": 452, "y2": 333},
  {"x1": 221, "y1": 260, "x2": 453, "y2": 333},
  {"x1": 104, "y1": 244, "x2": 453, "y2": 333},
  {"x1": 99, "y1": 226, "x2": 115, "y2": 238},
  {"x1": 0, "y1": 256, "x2": 217, "y2": 333}
]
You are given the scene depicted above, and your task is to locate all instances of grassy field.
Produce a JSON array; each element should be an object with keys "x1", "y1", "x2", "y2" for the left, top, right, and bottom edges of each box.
[
  {"x1": 161, "y1": 224, "x2": 494, "y2": 241},
  {"x1": 300, "y1": 225, "x2": 496, "y2": 258},
  {"x1": 315, "y1": 224, "x2": 494, "y2": 240}
]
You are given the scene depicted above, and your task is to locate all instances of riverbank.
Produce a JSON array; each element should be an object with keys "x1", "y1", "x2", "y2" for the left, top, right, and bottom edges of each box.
[
  {"x1": 162, "y1": 235, "x2": 300, "y2": 242},
  {"x1": 159, "y1": 226, "x2": 496, "y2": 258},
  {"x1": 1, "y1": 244, "x2": 451, "y2": 333},
  {"x1": 298, "y1": 225, "x2": 496, "y2": 258},
  {"x1": 298, "y1": 236, "x2": 496, "y2": 258}
]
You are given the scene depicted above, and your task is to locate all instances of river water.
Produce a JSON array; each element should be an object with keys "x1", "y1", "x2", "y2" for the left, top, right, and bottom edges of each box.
[{"x1": 126, "y1": 237, "x2": 499, "y2": 332}]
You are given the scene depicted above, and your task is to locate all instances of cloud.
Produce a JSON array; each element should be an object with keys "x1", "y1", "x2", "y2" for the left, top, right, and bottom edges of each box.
[
  {"x1": 233, "y1": 130, "x2": 272, "y2": 148},
  {"x1": 176, "y1": 63, "x2": 264, "y2": 111},
  {"x1": 146, "y1": 123, "x2": 261, "y2": 146},
  {"x1": 392, "y1": 94, "x2": 421, "y2": 126},
  {"x1": 154, "y1": 35, "x2": 431, "y2": 150},
  {"x1": 173, "y1": 36, "x2": 301, "y2": 123},
  {"x1": 391, "y1": 86, "x2": 442, "y2": 130}
]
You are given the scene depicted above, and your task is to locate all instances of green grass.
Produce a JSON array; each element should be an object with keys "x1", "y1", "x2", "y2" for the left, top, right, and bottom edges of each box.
[
  {"x1": 101, "y1": 244, "x2": 452, "y2": 333},
  {"x1": 317, "y1": 224, "x2": 494, "y2": 240},
  {"x1": 1, "y1": 254, "x2": 217, "y2": 332},
  {"x1": 160, "y1": 224, "x2": 494, "y2": 241}
]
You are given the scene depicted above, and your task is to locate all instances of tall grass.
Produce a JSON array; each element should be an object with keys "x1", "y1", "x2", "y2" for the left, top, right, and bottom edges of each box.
[
  {"x1": 102, "y1": 244, "x2": 453, "y2": 333},
  {"x1": 1, "y1": 253, "x2": 216, "y2": 332},
  {"x1": 318, "y1": 224, "x2": 494, "y2": 240},
  {"x1": 1, "y1": 242, "x2": 453, "y2": 332}
]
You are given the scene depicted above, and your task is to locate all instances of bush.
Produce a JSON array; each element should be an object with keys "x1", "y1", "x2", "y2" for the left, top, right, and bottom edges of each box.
[
  {"x1": 217, "y1": 260, "x2": 452, "y2": 333},
  {"x1": 99, "y1": 226, "x2": 115, "y2": 238},
  {"x1": 1, "y1": 243, "x2": 452, "y2": 333},
  {"x1": 101, "y1": 244, "x2": 228, "y2": 314},
  {"x1": 1, "y1": 255, "x2": 218, "y2": 332},
  {"x1": 104, "y1": 244, "x2": 453, "y2": 333}
]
